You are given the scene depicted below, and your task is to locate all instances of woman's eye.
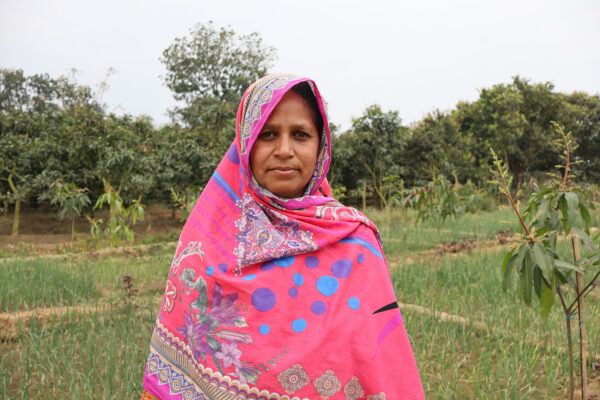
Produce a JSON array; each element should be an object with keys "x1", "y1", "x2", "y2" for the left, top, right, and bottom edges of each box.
[
  {"x1": 294, "y1": 131, "x2": 310, "y2": 139},
  {"x1": 259, "y1": 131, "x2": 276, "y2": 139}
]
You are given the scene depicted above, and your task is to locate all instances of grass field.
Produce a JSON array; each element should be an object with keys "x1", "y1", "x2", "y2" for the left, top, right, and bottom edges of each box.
[{"x1": 1, "y1": 207, "x2": 599, "y2": 399}]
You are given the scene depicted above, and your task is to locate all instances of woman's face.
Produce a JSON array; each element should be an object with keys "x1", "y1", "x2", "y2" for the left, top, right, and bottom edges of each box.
[{"x1": 250, "y1": 90, "x2": 320, "y2": 198}]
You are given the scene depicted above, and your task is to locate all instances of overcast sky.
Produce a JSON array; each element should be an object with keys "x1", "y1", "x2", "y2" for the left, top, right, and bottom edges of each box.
[{"x1": 1, "y1": 0, "x2": 599, "y2": 130}]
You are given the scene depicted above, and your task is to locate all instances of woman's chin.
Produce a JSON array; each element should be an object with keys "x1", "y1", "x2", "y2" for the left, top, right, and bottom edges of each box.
[{"x1": 267, "y1": 185, "x2": 304, "y2": 199}]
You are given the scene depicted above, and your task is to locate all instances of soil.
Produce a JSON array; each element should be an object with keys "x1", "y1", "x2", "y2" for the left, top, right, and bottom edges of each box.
[{"x1": 0, "y1": 205, "x2": 185, "y2": 255}]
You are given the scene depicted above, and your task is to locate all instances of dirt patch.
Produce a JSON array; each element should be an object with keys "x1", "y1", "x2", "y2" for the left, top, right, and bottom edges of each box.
[
  {"x1": 387, "y1": 237, "x2": 518, "y2": 267},
  {"x1": 0, "y1": 298, "x2": 163, "y2": 340},
  {"x1": 0, "y1": 205, "x2": 184, "y2": 256},
  {"x1": 399, "y1": 302, "x2": 491, "y2": 333},
  {"x1": 0, "y1": 242, "x2": 174, "y2": 263},
  {"x1": 0, "y1": 304, "x2": 112, "y2": 340}
]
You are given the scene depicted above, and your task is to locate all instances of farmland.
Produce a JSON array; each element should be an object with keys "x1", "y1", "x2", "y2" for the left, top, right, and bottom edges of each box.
[{"x1": 1, "y1": 206, "x2": 599, "y2": 399}]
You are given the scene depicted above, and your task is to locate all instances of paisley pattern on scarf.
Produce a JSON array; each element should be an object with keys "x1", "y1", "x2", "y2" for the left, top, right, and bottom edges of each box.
[{"x1": 233, "y1": 194, "x2": 319, "y2": 272}]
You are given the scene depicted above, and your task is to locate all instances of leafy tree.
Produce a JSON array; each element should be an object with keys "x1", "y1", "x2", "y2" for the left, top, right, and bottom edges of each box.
[
  {"x1": 346, "y1": 105, "x2": 407, "y2": 208},
  {"x1": 559, "y1": 91, "x2": 600, "y2": 183},
  {"x1": 0, "y1": 69, "x2": 28, "y2": 111},
  {"x1": 38, "y1": 180, "x2": 90, "y2": 244},
  {"x1": 328, "y1": 125, "x2": 356, "y2": 198},
  {"x1": 0, "y1": 68, "x2": 99, "y2": 115},
  {"x1": 493, "y1": 123, "x2": 600, "y2": 399},
  {"x1": 403, "y1": 175, "x2": 463, "y2": 231},
  {"x1": 90, "y1": 179, "x2": 145, "y2": 246},
  {"x1": 456, "y1": 76, "x2": 564, "y2": 191},
  {"x1": 402, "y1": 110, "x2": 475, "y2": 185},
  {"x1": 161, "y1": 21, "x2": 276, "y2": 129},
  {"x1": 147, "y1": 121, "x2": 234, "y2": 208},
  {"x1": 0, "y1": 110, "x2": 47, "y2": 235}
]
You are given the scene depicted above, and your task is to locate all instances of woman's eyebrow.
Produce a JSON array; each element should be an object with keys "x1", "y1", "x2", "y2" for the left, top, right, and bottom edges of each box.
[
  {"x1": 262, "y1": 122, "x2": 313, "y2": 132},
  {"x1": 291, "y1": 122, "x2": 313, "y2": 131},
  {"x1": 261, "y1": 123, "x2": 278, "y2": 131}
]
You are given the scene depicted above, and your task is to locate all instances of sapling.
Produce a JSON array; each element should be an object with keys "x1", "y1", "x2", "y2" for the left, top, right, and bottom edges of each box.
[
  {"x1": 90, "y1": 179, "x2": 145, "y2": 246},
  {"x1": 38, "y1": 180, "x2": 90, "y2": 249},
  {"x1": 403, "y1": 174, "x2": 463, "y2": 233},
  {"x1": 170, "y1": 186, "x2": 202, "y2": 221},
  {"x1": 491, "y1": 122, "x2": 600, "y2": 400}
]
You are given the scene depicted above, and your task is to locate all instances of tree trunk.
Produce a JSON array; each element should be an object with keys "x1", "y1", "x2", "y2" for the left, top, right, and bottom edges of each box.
[
  {"x1": 362, "y1": 181, "x2": 366, "y2": 212},
  {"x1": 515, "y1": 166, "x2": 523, "y2": 195},
  {"x1": 566, "y1": 315, "x2": 575, "y2": 400},
  {"x1": 11, "y1": 198, "x2": 20, "y2": 236},
  {"x1": 71, "y1": 215, "x2": 76, "y2": 243},
  {"x1": 573, "y1": 238, "x2": 587, "y2": 400}
]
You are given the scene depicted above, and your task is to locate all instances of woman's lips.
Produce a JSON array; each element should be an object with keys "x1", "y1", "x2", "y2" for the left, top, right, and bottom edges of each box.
[{"x1": 268, "y1": 167, "x2": 298, "y2": 176}]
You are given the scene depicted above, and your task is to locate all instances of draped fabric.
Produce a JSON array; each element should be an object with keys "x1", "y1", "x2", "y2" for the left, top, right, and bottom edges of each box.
[{"x1": 142, "y1": 74, "x2": 424, "y2": 400}]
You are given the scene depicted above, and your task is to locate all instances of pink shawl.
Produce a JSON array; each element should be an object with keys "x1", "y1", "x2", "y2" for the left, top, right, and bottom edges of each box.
[{"x1": 143, "y1": 74, "x2": 424, "y2": 399}]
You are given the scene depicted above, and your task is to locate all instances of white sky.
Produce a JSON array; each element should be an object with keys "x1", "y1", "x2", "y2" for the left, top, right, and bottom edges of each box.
[{"x1": 1, "y1": 0, "x2": 599, "y2": 130}]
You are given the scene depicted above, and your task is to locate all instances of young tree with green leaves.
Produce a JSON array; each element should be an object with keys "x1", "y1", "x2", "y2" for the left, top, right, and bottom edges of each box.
[
  {"x1": 493, "y1": 123, "x2": 600, "y2": 400},
  {"x1": 38, "y1": 180, "x2": 90, "y2": 245},
  {"x1": 403, "y1": 175, "x2": 463, "y2": 231},
  {"x1": 89, "y1": 179, "x2": 145, "y2": 246}
]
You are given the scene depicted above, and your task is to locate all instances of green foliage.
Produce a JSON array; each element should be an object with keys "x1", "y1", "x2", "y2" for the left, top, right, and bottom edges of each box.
[
  {"x1": 0, "y1": 165, "x2": 31, "y2": 236},
  {"x1": 403, "y1": 175, "x2": 463, "y2": 228},
  {"x1": 0, "y1": 69, "x2": 157, "y2": 210},
  {"x1": 90, "y1": 180, "x2": 145, "y2": 246},
  {"x1": 170, "y1": 186, "x2": 203, "y2": 221},
  {"x1": 559, "y1": 92, "x2": 600, "y2": 183},
  {"x1": 149, "y1": 125, "x2": 232, "y2": 205},
  {"x1": 161, "y1": 21, "x2": 276, "y2": 129},
  {"x1": 402, "y1": 110, "x2": 474, "y2": 184},
  {"x1": 456, "y1": 76, "x2": 573, "y2": 191},
  {"x1": 0, "y1": 68, "x2": 99, "y2": 114},
  {"x1": 38, "y1": 180, "x2": 90, "y2": 221},
  {"x1": 2, "y1": 66, "x2": 600, "y2": 216},
  {"x1": 342, "y1": 105, "x2": 406, "y2": 207},
  {"x1": 462, "y1": 180, "x2": 497, "y2": 213},
  {"x1": 492, "y1": 124, "x2": 600, "y2": 319},
  {"x1": 39, "y1": 180, "x2": 90, "y2": 243}
]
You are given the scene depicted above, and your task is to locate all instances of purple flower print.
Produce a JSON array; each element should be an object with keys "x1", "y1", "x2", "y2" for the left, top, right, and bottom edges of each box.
[
  {"x1": 235, "y1": 366, "x2": 259, "y2": 385},
  {"x1": 176, "y1": 312, "x2": 213, "y2": 361},
  {"x1": 235, "y1": 366, "x2": 249, "y2": 384},
  {"x1": 210, "y1": 282, "x2": 246, "y2": 326},
  {"x1": 215, "y1": 342, "x2": 242, "y2": 368}
]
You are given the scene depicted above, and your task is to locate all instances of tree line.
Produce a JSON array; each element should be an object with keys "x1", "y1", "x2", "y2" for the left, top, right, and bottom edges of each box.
[
  {"x1": 1, "y1": 22, "x2": 599, "y2": 233},
  {"x1": 332, "y1": 77, "x2": 600, "y2": 207}
]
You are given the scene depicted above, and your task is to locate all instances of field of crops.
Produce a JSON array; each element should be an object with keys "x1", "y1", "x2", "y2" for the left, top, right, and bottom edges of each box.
[{"x1": 1, "y1": 207, "x2": 599, "y2": 399}]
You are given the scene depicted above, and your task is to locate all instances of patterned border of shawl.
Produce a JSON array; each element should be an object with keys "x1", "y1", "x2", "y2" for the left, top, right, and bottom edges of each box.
[{"x1": 147, "y1": 321, "x2": 306, "y2": 400}]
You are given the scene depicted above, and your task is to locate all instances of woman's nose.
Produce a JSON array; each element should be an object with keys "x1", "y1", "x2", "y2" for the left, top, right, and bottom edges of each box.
[{"x1": 275, "y1": 134, "x2": 294, "y2": 157}]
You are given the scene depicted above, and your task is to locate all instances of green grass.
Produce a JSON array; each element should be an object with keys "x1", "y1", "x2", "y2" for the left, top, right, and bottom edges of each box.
[
  {"x1": 0, "y1": 259, "x2": 100, "y2": 313},
  {"x1": 381, "y1": 206, "x2": 600, "y2": 399},
  {"x1": 371, "y1": 207, "x2": 520, "y2": 252},
  {"x1": 1, "y1": 207, "x2": 599, "y2": 399},
  {"x1": 0, "y1": 300, "x2": 156, "y2": 399},
  {"x1": 0, "y1": 245, "x2": 175, "y2": 312},
  {"x1": 392, "y1": 248, "x2": 600, "y2": 399}
]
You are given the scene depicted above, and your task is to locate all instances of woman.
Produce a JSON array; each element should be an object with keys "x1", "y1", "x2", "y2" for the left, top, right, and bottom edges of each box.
[{"x1": 141, "y1": 74, "x2": 424, "y2": 399}]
